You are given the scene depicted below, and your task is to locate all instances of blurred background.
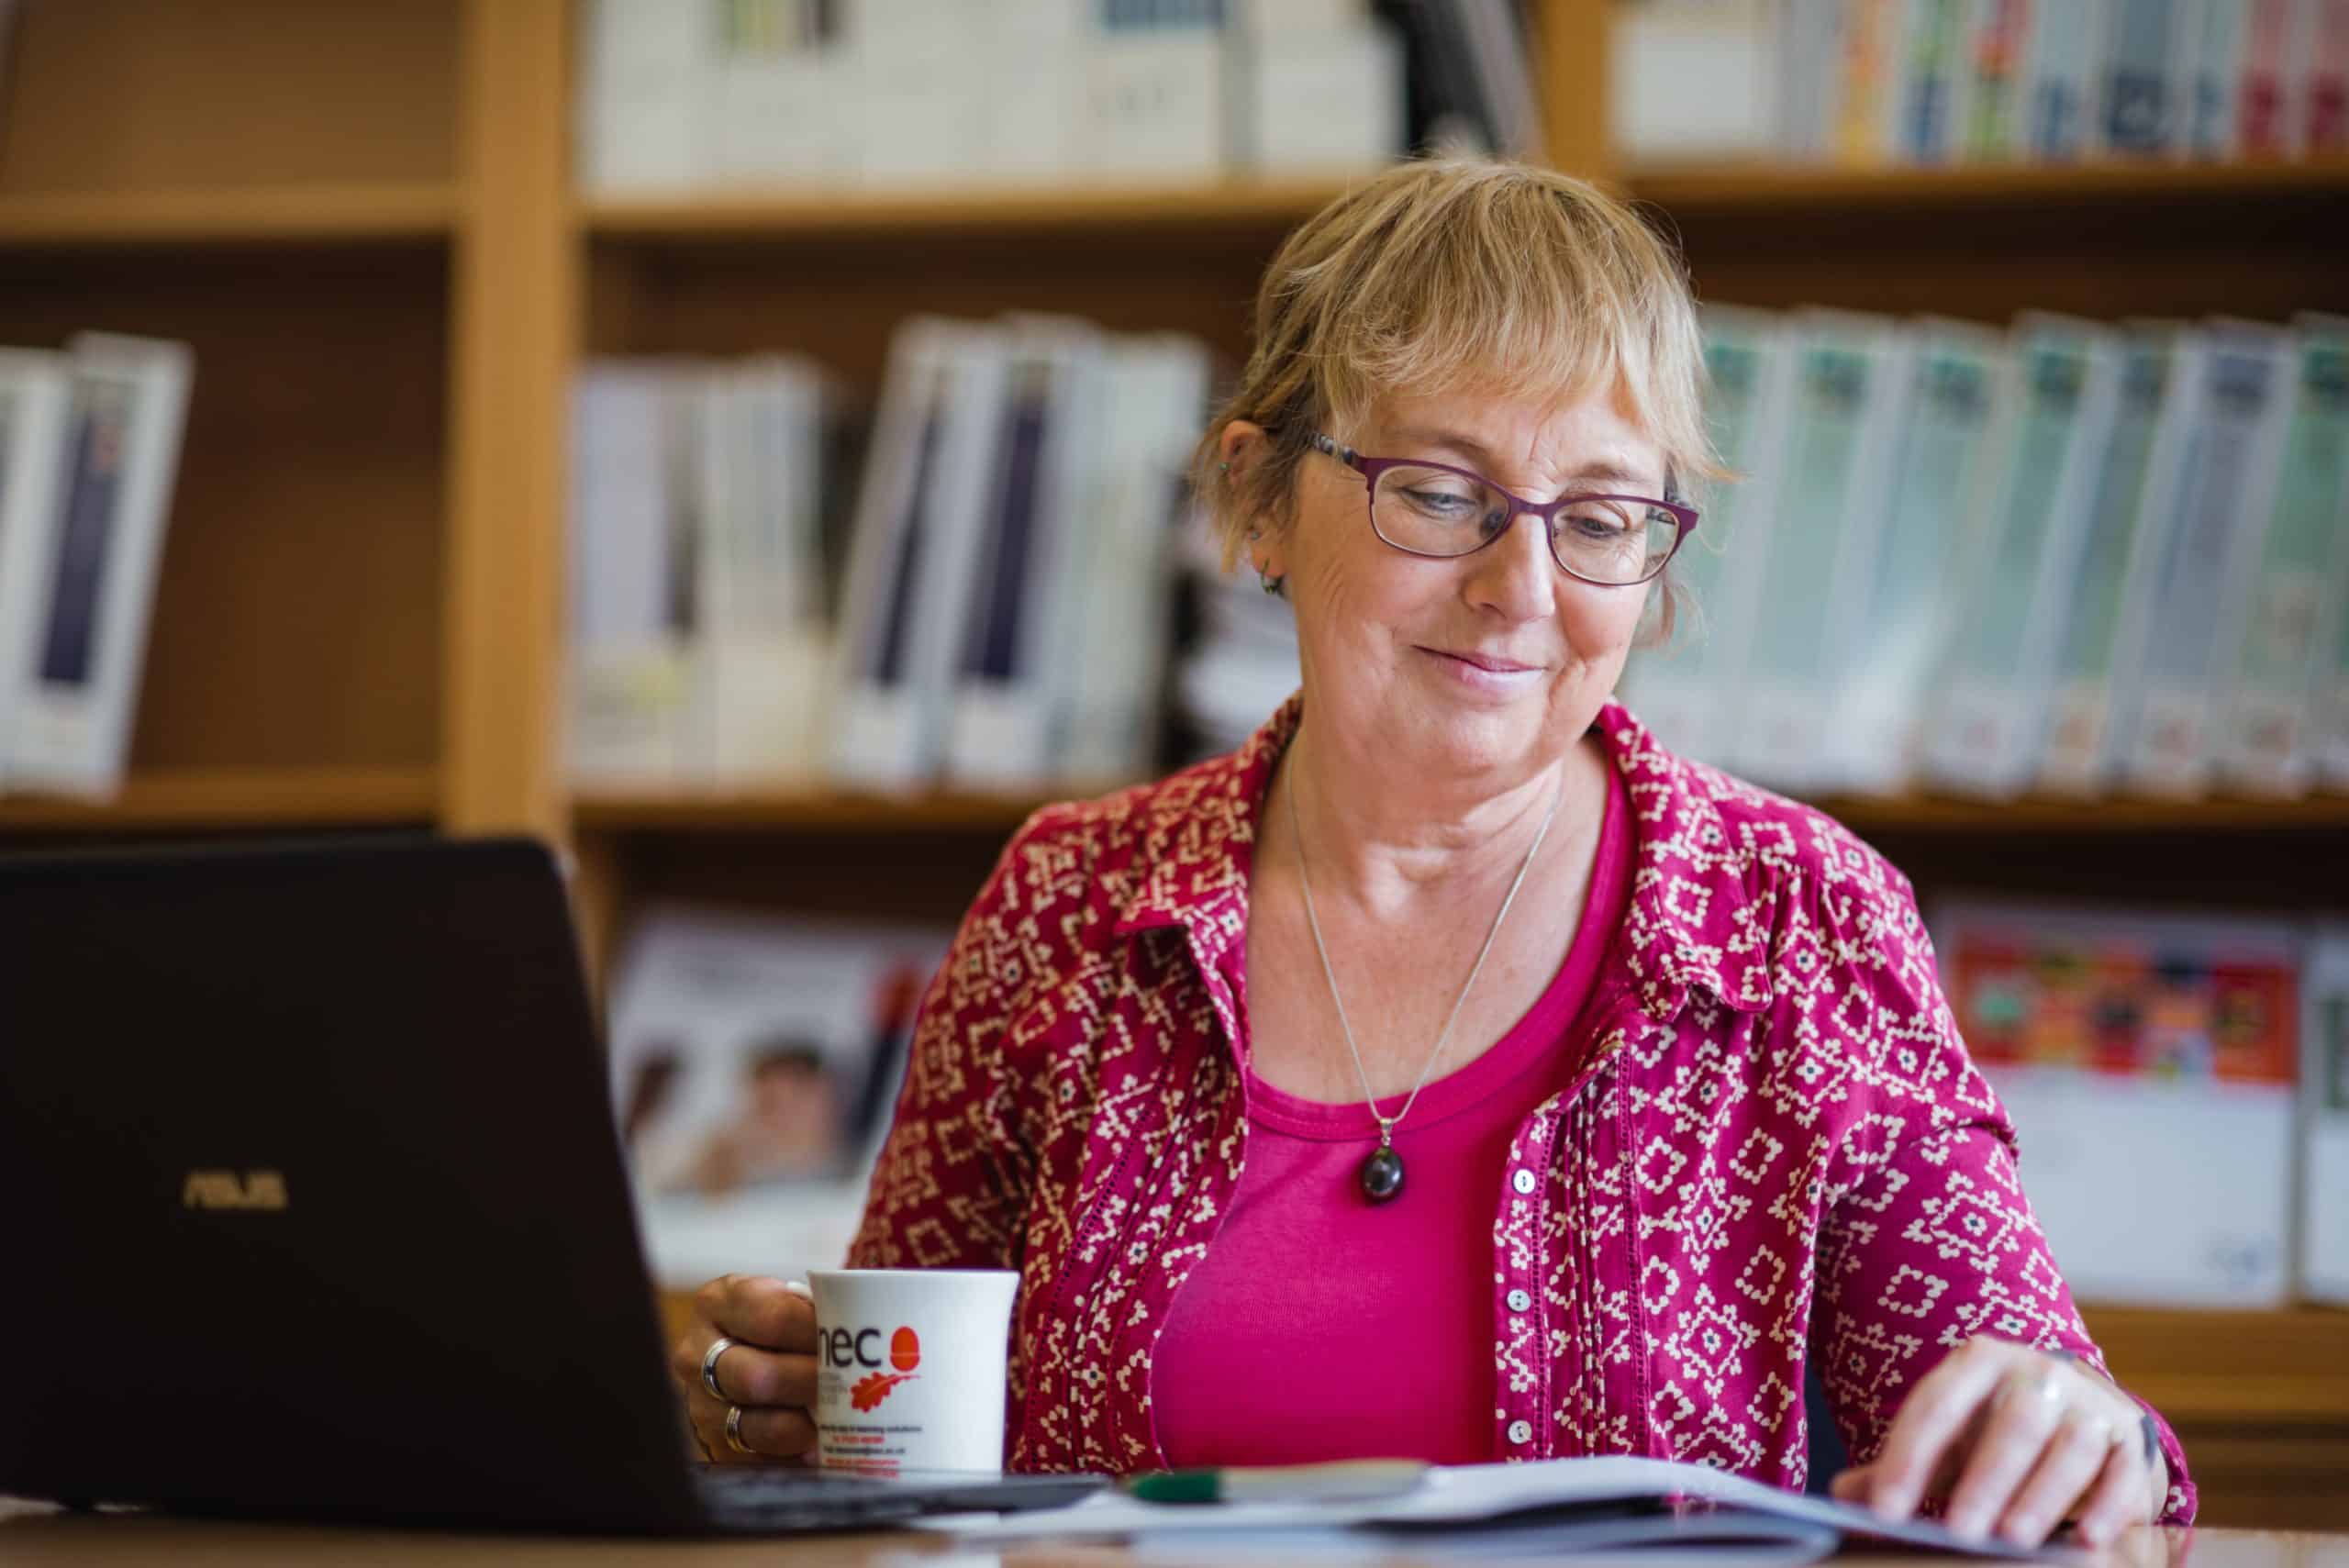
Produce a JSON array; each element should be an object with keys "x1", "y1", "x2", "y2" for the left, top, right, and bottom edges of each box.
[{"x1": 0, "y1": 0, "x2": 2342, "y2": 1525}]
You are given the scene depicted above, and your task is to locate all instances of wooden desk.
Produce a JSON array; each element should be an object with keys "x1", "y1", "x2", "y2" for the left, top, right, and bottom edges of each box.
[{"x1": 2, "y1": 1500, "x2": 2344, "y2": 1568}]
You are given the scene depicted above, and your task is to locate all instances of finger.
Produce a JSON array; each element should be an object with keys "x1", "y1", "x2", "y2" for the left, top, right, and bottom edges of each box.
[
  {"x1": 1943, "y1": 1362, "x2": 2073, "y2": 1538},
  {"x1": 2072, "y1": 1436, "x2": 2152, "y2": 1547},
  {"x1": 1829, "y1": 1465, "x2": 1871, "y2": 1504},
  {"x1": 704, "y1": 1343, "x2": 818, "y2": 1408},
  {"x1": 1994, "y1": 1407, "x2": 2118, "y2": 1546},
  {"x1": 698, "y1": 1403, "x2": 818, "y2": 1463},
  {"x1": 706, "y1": 1274, "x2": 818, "y2": 1351},
  {"x1": 1866, "y1": 1340, "x2": 2018, "y2": 1520}
]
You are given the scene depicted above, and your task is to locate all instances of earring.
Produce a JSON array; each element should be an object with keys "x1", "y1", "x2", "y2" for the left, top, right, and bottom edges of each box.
[
  {"x1": 1218, "y1": 461, "x2": 1231, "y2": 473},
  {"x1": 1259, "y1": 570, "x2": 1285, "y2": 596}
]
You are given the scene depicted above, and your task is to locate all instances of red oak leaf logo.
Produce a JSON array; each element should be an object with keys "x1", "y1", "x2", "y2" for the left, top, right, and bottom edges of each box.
[{"x1": 851, "y1": 1370, "x2": 918, "y2": 1411}]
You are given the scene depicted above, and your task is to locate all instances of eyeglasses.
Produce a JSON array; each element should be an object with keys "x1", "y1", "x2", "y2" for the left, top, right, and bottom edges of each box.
[{"x1": 1308, "y1": 432, "x2": 1698, "y2": 588}]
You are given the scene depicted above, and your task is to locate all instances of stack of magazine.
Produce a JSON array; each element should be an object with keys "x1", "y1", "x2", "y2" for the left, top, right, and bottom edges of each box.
[
  {"x1": 1931, "y1": 899, "x2": 2349, "y2": 1309},
  {"x1": 606, "y1": 904, "x2": 951, "y2": 1286},
  {"x1": 1620, "y1": 306, "x2": 2349, "y2": 802},
  {"x1": 0, "y1": 334, "x2": 195, "y2": 800},
  {"x1": 567, "y1": 314, "x2": 1214, "y2": 795}
]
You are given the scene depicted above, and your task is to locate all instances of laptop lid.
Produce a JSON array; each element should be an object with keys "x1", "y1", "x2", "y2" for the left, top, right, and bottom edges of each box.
[{"x1": 0, "y1": 835, "x2": 704, "y2": 1530}]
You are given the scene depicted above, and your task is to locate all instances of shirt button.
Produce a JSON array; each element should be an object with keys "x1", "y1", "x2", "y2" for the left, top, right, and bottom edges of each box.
[
  {"x1": 1507, "y1": 1419, "x2": 1534, "y2": 1446},
  {"x1": 1511, "y1": 1168, "x2": 1538, "y2": 1195},
  {"x1": 1507, "y1": 1288, "x2": 1532, "y2": 1312}
]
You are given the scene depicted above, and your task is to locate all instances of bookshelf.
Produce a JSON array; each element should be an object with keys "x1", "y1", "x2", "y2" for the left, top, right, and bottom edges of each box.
[{"x1": 2, "y1": 0, "x2": 2344, "y2": 1524}]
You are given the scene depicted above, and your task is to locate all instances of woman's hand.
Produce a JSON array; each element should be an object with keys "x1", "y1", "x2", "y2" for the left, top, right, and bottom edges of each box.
[
  {"x1": 668, "y1": 1274, "x2": 820, "y2": 1464},
  {"x1": 1829, "y1": 1336, "x2": 2166, "y2": 1547}
]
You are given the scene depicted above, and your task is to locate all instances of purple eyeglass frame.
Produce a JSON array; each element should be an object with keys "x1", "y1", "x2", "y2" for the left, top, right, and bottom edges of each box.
[{"x1": 1309, "y1": 431, "x2": 1700, "y2": 588}]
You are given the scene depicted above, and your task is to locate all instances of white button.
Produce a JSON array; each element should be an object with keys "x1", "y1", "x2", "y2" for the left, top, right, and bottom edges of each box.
[
  {"x1": 1507, "y1": 1288, "x2": 1532, "y2": 1312},
  {"x1": 1507, "y1": 1419, "x2": 1533, "y2": 1445},
  {"x1": 1511, "y1": 1168, "x2": 1538, "y2": 1195}
]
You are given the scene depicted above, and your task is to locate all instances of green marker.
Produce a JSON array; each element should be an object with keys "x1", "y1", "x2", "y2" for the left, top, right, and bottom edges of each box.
[{"x1": 1123, "y1": 1459, "x2": 1430, "y2": 1506}]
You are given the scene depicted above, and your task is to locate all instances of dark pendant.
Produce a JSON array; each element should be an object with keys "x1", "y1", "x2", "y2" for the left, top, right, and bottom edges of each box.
[{"x1": 1360, "y1": 1144, "x2": 1406, "y2": 1204}]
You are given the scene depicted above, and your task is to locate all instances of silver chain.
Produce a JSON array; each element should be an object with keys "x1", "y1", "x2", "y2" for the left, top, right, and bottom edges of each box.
[{"x1": 1284, "y1": 734, "x2": 1566, "y2": 1146}]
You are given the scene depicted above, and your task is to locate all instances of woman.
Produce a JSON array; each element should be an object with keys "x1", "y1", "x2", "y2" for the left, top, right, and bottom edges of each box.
[{"x1": 669, "y1": 160, "x2": 2195, "y2": 1546}]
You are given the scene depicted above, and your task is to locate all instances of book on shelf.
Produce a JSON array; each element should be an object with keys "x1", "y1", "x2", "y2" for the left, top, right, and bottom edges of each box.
[
  {"x1": 944, "y1": 316, "x2": 1107, "y2": 790},
  {"x1": 832, "y1": 317, "x2": 1011, "y2": 789},
  {"x1": 2038, "y1": 322, "x2": 2188, "y2": 795},
  {"x1": 1230, "y1": 9, "x2": 1407, "y2": 174},
  {"x1": 576, "y1": 0, "x2": 1408, "y2": 195},
  {"x1": 1887, "y1": 0, "x2": 1976, "y2": 163},
  {"x1": 1056, "y1": 331, "x2": 1211, "y2": 783},
  {"x1": 606, "y1": 904, "x2": 947, "y2": 1287},
  {"x1": 569, "y1": 354, "x2": 837, "y2": 790},
  {"x1": 1826, "y1": 316, "x2": 2009, "y2": 795},
  {"x1": 2215, "y1": 316, "x2": 2349, "y2": 795},
  {"x1": 1616, "y1": 305, "x2": 1796, "y2": 766},
  {"x1": 2316, "y1": 0, "x2": 2349, "y2": 150},
  {"x1": 1959, "y1": 0, "x2": 2033, "y2": 161},
  {"x1": 0, "y1": 350, "x2": 72, "y2": 790},
  {"x1": 1609, "y1": 0, "x2": 1784, "y2": 162},
  {"x1": 2022, "y1": 0, "x2": 2110, "y2": 158},
  {"x1": 2, "y1": 334, "x2": 195, "y2": 801},
  {"x1": 1726, "y1": 309, "x2": 1915, "y2": 793},
  {"x1": 2304, "y1": 921, "x2": 2349, "y2": 1304},
  {"x1": 1924, "y1": 315, "x2": 2123, "y2": 799},
  {"x1": 2101, "y1": 0, "x2": 2191, "y2": 154},
  {"x1": 1932, "y1": 896, "x2": 2302, "y2": 1308},
  {"x1": 1615, "y1": 0, "x2": 2348, "y2": 166},
  {"x1": 2111, "y1": 319, "x2": 2295, "y2": 796}
]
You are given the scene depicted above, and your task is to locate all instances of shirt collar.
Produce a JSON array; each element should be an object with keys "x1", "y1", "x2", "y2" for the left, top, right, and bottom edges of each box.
[{"x1": 1112, "y1": 695, "x2": 1767, "y2": 1020}]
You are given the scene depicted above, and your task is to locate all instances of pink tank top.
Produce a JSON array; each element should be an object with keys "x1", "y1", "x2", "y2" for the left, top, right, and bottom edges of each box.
[{"x1": 1152, "y1": 759, "x2": 1634, "y2": 1467}]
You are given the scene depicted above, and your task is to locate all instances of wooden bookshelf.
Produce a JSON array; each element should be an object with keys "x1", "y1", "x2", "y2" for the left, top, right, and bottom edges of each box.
[
  {"x1": 0, "y1": 765, "x2": 438, "y2": 833},
  {"x1": 573, "y1": 785, "x2": 1118, "y2": 836},
  {"x1": 583, "y1": 176, "x2": 1362, "y2": 244},
  {"x1": 0, "y1": 182, "x2": 460, "y2": 247},
  {"x1": 1820, "y1": 794, "x2": 2349, "y2": 836},
  {"x1": 1623, "y1": 154, "x2": 2349, "y2": 213},
  {"x1": 0, "y1": 0, "x2": 2338, "y2": 1531}
]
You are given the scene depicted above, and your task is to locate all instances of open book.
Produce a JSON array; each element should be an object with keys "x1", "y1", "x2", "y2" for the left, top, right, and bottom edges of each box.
[{"x1": 918, "y1": 1456, "x2": 2087, "y2": 1563}]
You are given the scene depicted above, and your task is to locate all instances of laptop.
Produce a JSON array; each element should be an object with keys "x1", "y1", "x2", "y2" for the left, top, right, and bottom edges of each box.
[{"x1": 0, "y1": 835, "x2": 1100, "y2": 1533}]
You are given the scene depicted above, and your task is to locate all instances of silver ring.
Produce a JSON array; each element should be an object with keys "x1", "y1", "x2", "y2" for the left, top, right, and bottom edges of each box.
[
  {"x1": 700, "y1": 1336, "x2": 736, "y2": 1403},
  {"x1": 724, "y1": 1403, "x2": 755, "y2": 1456}
]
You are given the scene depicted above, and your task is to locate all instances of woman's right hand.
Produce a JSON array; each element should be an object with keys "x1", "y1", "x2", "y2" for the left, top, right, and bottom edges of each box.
[{"x1": 669, "y1": 1274, "x2": 819, "y2": 1463}]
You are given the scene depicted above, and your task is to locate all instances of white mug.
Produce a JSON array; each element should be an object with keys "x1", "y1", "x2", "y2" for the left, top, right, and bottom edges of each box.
[{"x1": 804, "y1": 1267, "x2": 1019, "y2": 1475}]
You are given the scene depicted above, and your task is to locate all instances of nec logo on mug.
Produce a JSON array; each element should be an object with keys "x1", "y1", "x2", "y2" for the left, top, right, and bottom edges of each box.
[
  {"x1": 821, "y1": 1324, "x2": 921, "y2": 1410},
  {"x1": 181, "y1": 1169, "x2": 289, "y2": 1210}
]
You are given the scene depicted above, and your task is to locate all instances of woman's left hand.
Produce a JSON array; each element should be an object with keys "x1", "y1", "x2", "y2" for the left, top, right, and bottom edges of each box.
[{"x1": 1829, "y1": 1336, "x2": 2166, "y2": 1548}]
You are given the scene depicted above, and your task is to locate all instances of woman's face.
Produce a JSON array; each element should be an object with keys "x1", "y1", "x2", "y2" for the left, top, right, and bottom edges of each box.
[{"x1": 1239, "y1": 382, "x2": 1664, "y2": 786}]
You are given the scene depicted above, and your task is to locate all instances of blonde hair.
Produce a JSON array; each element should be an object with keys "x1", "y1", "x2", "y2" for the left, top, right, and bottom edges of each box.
[{"x1": 1192, "y1": 159, "x2": 1724, "y2": 634}]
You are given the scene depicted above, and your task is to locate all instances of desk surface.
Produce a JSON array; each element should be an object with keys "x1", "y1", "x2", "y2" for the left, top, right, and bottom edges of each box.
[{"x1": 3, "y1": 1501, "x2": 2345, "y2": 1568}]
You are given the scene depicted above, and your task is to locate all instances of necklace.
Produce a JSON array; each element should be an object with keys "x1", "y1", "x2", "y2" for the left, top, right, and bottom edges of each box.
[{"x1": 1285, "y1": 739, "x2": 1565, "y2": 1205}]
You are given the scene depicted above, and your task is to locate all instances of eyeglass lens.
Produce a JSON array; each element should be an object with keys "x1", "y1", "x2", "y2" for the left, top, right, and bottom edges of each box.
[{"x1": 1369, "y1": 463, "x2": 1681, "y2": 584}]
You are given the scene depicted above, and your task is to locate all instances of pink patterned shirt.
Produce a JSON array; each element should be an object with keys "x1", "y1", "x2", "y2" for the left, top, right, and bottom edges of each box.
[
  {"x1": 847, "y1": 697, "x2": 2196, "y2": 1522},
  {"x1": 1151, "y1": 751, "x2": 1632, "y2": 1468}
]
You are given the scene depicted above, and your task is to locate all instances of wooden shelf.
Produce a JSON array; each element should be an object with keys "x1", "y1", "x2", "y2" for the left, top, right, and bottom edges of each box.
[
  {"x1": 2085, "y1": 1305, "x2": 2349, "y2": 1427},
  {"x1": 577, "y1": 784, "x2": 2349, "y2": 839},
  {"x1": 0, "y1": 765, "x2": 440, "y2": 832},
  {"x1": 0, "y1": 182, "x2": 461, "y2": 247},
  {"x1": 580, "y1": 175, "x2": 1363, "y2": 243},
  {"x1": 573, "y1": 784, "x2": 1130, "y2": 835},
  {"x1": 1816, "y1": 792, "x2": 2349, "y2": 836},
  {"x1": 1622, "y1": 155, "x2": 2349, "y2": 213}
]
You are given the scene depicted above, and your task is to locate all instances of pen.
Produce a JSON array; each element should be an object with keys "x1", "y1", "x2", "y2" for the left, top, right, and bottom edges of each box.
[{"x1": 1122, "y1": 1459, "x2": 1431, "y2": 1506}]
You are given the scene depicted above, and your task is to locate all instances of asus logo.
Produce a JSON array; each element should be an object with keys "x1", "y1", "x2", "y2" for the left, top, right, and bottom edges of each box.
[{"x1": 182, "y1": 1170, "x2": 289, "y2": 1211}]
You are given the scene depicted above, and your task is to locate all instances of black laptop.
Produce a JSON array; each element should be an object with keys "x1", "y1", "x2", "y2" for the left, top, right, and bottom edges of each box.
[{"x1": 0, "y1": 835, "x2": 1099, "y2": 1533}]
